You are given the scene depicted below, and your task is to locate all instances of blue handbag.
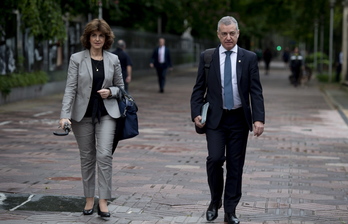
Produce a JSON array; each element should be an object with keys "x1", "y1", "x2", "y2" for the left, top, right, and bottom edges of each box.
[{"x1": 112, "y1": 87, "x2": 139, "y2": 154}]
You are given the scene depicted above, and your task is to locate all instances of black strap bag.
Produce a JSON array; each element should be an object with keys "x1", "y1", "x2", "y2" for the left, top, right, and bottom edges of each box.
[{"x1": 113, "y1": 87, "x2": 139, "y2": 154}]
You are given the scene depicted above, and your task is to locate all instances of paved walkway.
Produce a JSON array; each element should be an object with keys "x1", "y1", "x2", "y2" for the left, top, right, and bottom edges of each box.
[{"x1": 0, "y1": 61, "x2": 348, "y2": 224}]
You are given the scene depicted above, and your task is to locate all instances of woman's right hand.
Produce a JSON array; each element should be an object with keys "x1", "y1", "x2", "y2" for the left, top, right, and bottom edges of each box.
[{"x1": 59, "y1": 118, "x2": 71, "y2": 130}]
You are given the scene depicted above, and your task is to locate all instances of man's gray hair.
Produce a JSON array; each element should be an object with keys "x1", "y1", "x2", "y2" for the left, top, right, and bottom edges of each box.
[
  {"x1": 217, "y1": 16, "x2": 239, "y2": 31},
  {"x1": 117, "y1": 39, "x2": 126, "y2": 49}
]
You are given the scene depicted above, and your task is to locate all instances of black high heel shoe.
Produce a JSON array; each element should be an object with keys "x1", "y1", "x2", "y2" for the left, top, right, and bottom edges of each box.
[
  {"x1": 97, "y1": 204, "x2": 110, "y2": 218},
  {"x1": 83, "y1": 205, "x2": 94, "y2": 215}
]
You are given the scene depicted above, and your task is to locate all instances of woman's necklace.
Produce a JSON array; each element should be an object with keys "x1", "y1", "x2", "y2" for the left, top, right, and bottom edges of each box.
[
  {"x1": 91, "y1": 51, "x2": 103, "y2": 71},
  {"x1": 92, "y1": 59, "x2": 102, "y2": 71}
]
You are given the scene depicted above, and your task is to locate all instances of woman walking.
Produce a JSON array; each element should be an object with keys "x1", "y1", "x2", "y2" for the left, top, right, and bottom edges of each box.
[{"x1": 59, "y1": 18, "x2": 124, "y2": 219}]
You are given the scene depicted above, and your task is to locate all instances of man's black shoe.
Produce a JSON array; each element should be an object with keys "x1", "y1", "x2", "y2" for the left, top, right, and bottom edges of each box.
[
  {"x1": 224, "y1": 212, "x2": 240, "y2": 224},
  {"x1": 206, "y1": 200, "x2": 222, "y2": 221}
]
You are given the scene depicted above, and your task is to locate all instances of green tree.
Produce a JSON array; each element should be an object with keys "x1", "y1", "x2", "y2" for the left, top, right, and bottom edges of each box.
[
  {"x1": 229, "y1": 0, "x2": 340, "y2": 53},
  {"x1": 0, "y1": 0, "x2": 343, "y2": 51},
  {"x1": 0, "y1": 0, "x2": 66, "y2": 42},
  {"x1": 104, "y1": 0, "x2": 231, "y2": 38}
]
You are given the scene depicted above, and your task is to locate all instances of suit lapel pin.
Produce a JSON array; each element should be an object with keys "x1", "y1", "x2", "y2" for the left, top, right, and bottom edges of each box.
[{"x1": 238, "y1": 60, "x2": 241, "y2": 63}]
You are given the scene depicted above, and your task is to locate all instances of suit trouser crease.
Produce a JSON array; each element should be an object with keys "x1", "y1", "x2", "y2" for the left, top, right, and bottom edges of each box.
[
  {"x1": 72, "y1": 115, "x2": 116, "y2": 199},
  {"x1": 206, "y1": 109, "x2": 249, "y2": 212}
]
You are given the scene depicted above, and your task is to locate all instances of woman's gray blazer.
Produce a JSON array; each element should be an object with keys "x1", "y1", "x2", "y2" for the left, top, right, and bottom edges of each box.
[{"x1": 60, "y1": 49, "x2": 124, "y2": 122}]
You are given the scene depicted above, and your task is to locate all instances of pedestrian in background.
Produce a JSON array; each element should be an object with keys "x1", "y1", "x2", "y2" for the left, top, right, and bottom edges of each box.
[
  {"x1": 282, "y1": 47, "x2": 290, "y2": 67},
  {"x1": 190, "y1": 16, "x2": 265, "y2": 224},
  {"x1": 254, "y1": 48, "x2": 262, "y2": 62},
  {"x1": 289, "y1": 47, "x2": 303, "y2": 87},
  {"x1": 263, "y1": 47, "x2": 272, "y2": 75},
  {"x1": 149, "y1": 37, "x2": 172, "y2": 93},
  {"x1": 336, "y1": 51, "x2": 343, "y2": 82},
  {"x1": 59, "y1": 18, "x2": 124, "y2": 219},
  {"x1": 113, "y1": 39, "x2": 133, "y2": 92}
]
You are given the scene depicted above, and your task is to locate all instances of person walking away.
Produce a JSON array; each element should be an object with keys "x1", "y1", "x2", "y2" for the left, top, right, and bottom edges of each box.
[
  {"x1": 112, "y1": 39, "x2": 133, "y2": 92},
  {"x1": 289, "y1": 47, "x2": 303, "y2": 87},
  {"x1": 335, "y1": 51, "x2": 343, "y2": 82},
  {"x1": 149, "y1": 37, "x2": 172, "y2": 93},
  {"x1": 263, "y1": 48, "x2": 272, "y2": 75},
  {"x1": 254, "y1": 48, "x2": 262, "y2": 62},
  {"x1": 190, "y1": 16, "x2": 265, "y2": 224},
  {"x1": 282, "y1": 47, "x2": 290, "y2": 67},
  {"x1": 59, "y1": 18, "x2": 124, "y2": 219}
]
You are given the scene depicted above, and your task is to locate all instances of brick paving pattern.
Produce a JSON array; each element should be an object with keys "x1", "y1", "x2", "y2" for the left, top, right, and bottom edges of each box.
[{"x1": 0, "y1": 62, "x2": 347, "y2": 223}]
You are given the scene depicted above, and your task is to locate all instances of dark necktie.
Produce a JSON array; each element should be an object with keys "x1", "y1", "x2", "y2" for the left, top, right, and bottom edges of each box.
[{"x1": 224, "y1": 51, "x2": 234, "y2": 110}]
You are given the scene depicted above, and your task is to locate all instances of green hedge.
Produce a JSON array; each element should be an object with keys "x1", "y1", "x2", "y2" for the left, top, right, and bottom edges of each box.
[
  {"x1": 0, "y1": 71, "x2": 48, "y2": 96},
  {"x1": 305, "y1": 52, "x2": 330, "y2": 70},
  {"x1": 316, "y1": 73, "x2": 329, "y2": 82}
]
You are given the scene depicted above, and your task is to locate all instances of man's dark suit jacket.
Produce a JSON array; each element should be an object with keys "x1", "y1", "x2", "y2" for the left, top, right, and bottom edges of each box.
[
  {"x1": 191, "y1": 46, "x2": 265, "y2": 131},
  {"x1": 113, "y1": 47, "x2": 133, "y2": 79},
  {"x1": 150, "y1": 46, "x2": 172, "y2": 69}
]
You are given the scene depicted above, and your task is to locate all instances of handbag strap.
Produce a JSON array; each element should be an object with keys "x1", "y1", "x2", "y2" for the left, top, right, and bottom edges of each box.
[
  {"x1": 118, "y1": 87, "x2": 135, "y2": 102},
  {"x1": 203, "y1": 48, "x2": 215, "y2": 85},
  {"x1": 117, "y1": 86, "x2": 138, "y2": 117},
  {"x1": 203, "y1": 48, "x2": 215, "y2": 99}
]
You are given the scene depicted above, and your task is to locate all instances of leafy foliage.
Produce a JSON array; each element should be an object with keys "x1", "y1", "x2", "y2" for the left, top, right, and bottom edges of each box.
[
  {"x1": 104, "y1": 0, "x2": 231, "y2": 38},
  {"x1": 0, "y1": 0, "x2": 66, "y2": 42},
  {"x1": 0, "y1": 71, "x2": 48, "y2": 96},
  {"x1": 0, "y1": 0, "x2": 343, "y2": 46},
  {"x1": 20, "y1": 0, "x2": 66, "y2": 41},
  {"x1": 305, "y1": 52, "x2": 330, "y2": 71},
  {"x1": 316, "y1": 73, "x2": 330, "y2": 82}
]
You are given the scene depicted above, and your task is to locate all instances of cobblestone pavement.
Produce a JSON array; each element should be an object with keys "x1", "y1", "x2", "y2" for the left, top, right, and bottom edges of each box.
[{"x1": 0, "y1": 62, "x2": 347, "y2": 224}]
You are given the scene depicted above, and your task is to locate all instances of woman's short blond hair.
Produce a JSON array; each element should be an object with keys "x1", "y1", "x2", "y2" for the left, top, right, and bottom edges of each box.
[{"x1": 80, "y1": 19, "x2": 115, "y2": 50}]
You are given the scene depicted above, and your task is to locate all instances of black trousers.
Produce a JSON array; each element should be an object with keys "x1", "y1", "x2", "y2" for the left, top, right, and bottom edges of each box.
[
  {"x1": 205, "y1": 108, "x2": 249, "y2": 213},
  {"x1": 291, "y1": 68, "x2": 301, "y2": 85},
  {"x1": 155, "y1": 63, "x2": 168, "y2": 91}
]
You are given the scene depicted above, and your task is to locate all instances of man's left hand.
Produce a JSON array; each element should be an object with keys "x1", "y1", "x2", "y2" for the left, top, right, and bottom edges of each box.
[{"x1": 253, "y1": 121, "x2": 264, "y2": 137}]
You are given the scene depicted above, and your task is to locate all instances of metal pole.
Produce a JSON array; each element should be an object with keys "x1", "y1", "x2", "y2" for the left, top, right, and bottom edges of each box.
[
  {"x1": 98, "y1": 0, "x2": 103, "y2": 19},
  {"x1": 64, "y1": 14, "x2": 69, "y2": 69},
  {"x1": 343, "y1": 0, "x2": 348, "y2": 83},
  {"x1": 13, "y1": 10, "x2": 23, "y2": 58},
  {"x1": 320, "y1": 18, "x2": 324, "y2": 73},
  {"x1": 329, "y1": 0, "x2": 335, "y2": 82},
  {"x1": 314, "y1": 21, "x2": 318, "y2": 72}
]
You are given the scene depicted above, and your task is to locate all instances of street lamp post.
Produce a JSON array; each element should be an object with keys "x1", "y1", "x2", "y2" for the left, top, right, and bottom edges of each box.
[{"x1": 329, "y1": 0, "x2": 335, "y2": 82}]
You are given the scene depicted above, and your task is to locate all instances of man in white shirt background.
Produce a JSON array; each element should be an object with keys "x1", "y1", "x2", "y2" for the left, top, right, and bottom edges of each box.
[{"x1": 150, "y1": 37, "x2": 172, "y2": 93}]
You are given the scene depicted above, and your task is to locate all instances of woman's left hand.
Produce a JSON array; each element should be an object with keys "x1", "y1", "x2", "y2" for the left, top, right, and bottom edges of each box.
[{"x1": 97, "y1": 89, "x2": 111, "y2": 99}]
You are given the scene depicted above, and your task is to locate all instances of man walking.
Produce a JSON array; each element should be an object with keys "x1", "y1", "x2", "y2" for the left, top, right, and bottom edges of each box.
[
  {"x1": 113, "y1": 39, "x2": 133, "y2": 92},
  {"x1": 150, "y1": 37, "x2": 172, "y2": 93},
  {"x1": 190, "y1": 16, "x2": 265, "y2": 224},
  {"x1": 289, "y1": 47, "x2": 303, "y2": 87}
]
